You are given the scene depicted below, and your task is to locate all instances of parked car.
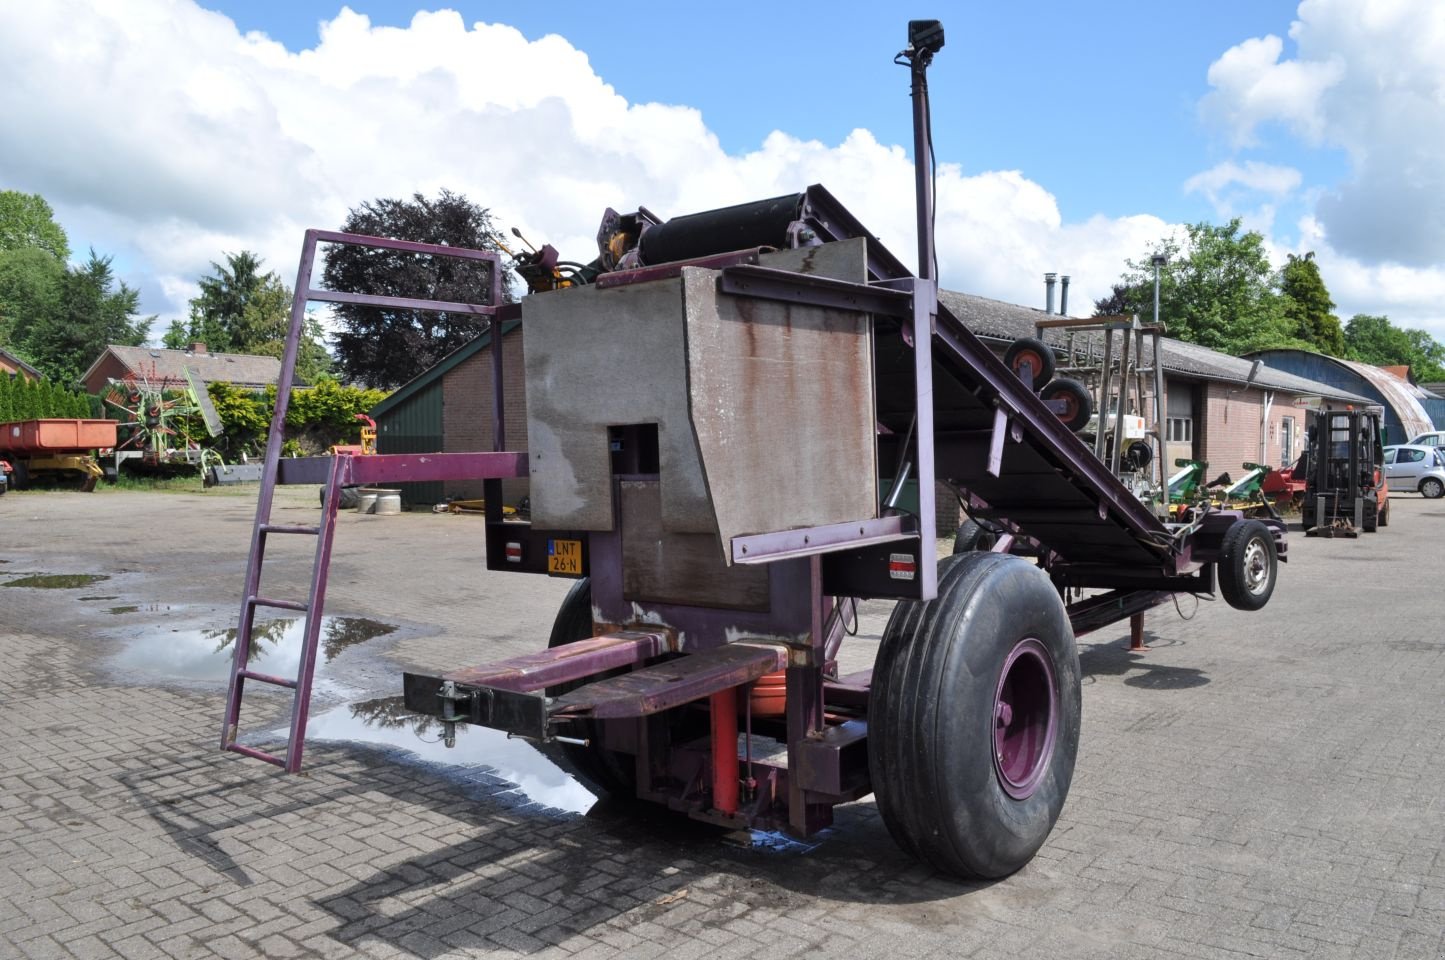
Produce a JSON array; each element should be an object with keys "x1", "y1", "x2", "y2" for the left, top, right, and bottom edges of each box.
[
  {"x1": 1383, "y1": 444, "x2": 1445, "y2": 498},
  {"x1": 1408, "y1": 431, "x2": 1445, "y2": 448}
]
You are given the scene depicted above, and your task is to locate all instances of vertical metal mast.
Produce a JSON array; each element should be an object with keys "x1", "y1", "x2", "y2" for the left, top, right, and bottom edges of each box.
[{"x1": 901, "y1": 20, "x2": 945, "y2": 282}]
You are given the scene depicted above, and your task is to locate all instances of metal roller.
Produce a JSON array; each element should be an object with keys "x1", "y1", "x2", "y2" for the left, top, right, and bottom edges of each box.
[{"x1": 638, "y1": 192, "x2": 805, "y2": 266}]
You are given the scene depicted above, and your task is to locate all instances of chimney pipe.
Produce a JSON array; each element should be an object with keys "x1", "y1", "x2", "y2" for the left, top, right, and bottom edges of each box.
[
  {"x1": 1059, "y1": 275, "x2": 1070, "y2": 317},
  {"x1": 1044, "y1": 272, "x2": 1057, "y2": 315}
]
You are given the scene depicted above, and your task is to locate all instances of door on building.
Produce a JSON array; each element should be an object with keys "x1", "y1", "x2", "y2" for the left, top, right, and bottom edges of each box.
[
  {"x1": 1165, "y1": 382, "x2": 1197, "y2": 467},
  {"x1": 1280, "y1": 416, "x2": 1297, "y2": 467}
]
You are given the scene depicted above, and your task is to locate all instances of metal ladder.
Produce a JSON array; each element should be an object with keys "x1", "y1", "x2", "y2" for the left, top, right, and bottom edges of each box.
[
  {"x1": 218, "y1": 227, "x2": 347, "y2": 773},
  {"x1": 219, "y1": 452, "x2": 349, "y2": 772},
  {"x1": 217, "y1": 227, "x2": 509, "y2": 773}
]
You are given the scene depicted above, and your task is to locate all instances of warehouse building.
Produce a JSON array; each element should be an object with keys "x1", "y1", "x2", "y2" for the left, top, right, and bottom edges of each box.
[
  {"x1": 941, "y1": 290, "x2": 1372, "y2": 476},
  {"x1": 1244, "y1": 348, "x2": 1442, "y2": 444}
]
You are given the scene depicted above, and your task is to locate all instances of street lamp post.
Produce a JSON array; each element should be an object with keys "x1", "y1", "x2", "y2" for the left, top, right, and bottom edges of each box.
[{"x1": 1150, "y1": 253, "x2": 1166, "y2": 329}]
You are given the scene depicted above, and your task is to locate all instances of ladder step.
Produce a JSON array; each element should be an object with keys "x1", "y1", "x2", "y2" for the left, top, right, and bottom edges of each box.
[
  {"x1": 237, "y1": 668, "x2": 298, "y2": 689},
  {"x1": 260, "y1": 523, "x2": 320, "y2": 536},
  {"x1": 224, "y1": 743, "x2": 287, "y2": 768},
  {"x1": 250, "y1": 596, "x2": 309, "y2": 612}
]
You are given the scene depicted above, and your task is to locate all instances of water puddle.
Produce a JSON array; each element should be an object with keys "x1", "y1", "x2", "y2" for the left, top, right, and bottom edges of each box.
[
  {"x1": 3, "y1": 573, "x2": 109, "y2": 589},
  {"x1": 302, "y1": 696, "x2": 596, "y2": 814},
  {"x1": 107, "y1": 602, "x2": 178, "y2": 615},
  {"x1": 114, "y1": 616, "x2": 395, "y2": 683}
]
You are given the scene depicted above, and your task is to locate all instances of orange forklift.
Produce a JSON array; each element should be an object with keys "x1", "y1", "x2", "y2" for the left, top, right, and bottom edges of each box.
[{"x1": 1300, "y1": 409, "x2": 1388, "y2": 536}]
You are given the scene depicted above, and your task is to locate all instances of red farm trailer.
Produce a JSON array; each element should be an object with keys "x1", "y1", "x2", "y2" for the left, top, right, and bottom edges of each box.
[
  {"x1": 219, "y1": 20, "x2": 1286, "y2": 880},
  {"x1": 0, "y1": 418, "x2": 117, "y2": 492}
]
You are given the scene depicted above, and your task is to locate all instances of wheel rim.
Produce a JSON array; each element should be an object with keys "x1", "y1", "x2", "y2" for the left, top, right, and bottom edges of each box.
[
  {"x1": 1426, "y1": 479, "x2": 1443, "y2": 498},
  {"x1": 992, "y1": 638, "x2": 1058, "y2": 800},
  {"x1": 1013, "y1": 350, "x2": 1043, "y2": 379},
  {"x1": 1243, "y1": 536, "x2": 1270, "y2": 596}
]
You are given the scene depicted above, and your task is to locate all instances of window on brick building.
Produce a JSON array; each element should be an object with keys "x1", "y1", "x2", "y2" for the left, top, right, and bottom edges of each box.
[
  {"x1": 1167, "y1": 417, "x2": 1192, "y2": 443},
  {"x1": 1281, "y1": 416, "x2": 1296, "y2": 466}
]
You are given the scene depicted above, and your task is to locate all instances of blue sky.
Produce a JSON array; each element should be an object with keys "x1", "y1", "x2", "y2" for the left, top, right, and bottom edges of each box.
[
  {"x1": 205, "y1": 0, "x2": 1330, "y2": 230},
  {"x1": 1, "y1": 1, "x2": 1441, "y2": 336}
]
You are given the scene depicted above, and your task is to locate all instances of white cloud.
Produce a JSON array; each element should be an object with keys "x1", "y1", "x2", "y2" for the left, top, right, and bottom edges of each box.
[
  {"x1": 1185, "y1": 160, "x2": 1302, "y2": 202},
  {"x1": 1285, "y1": 215, "x2": 1445, "y2": 333},
  {"x1": 0, "y1": 0, "x2": 1177, "y2": 338},
  {"x1": 1199, "y1": 34, "x2": 1343, "y2": 147},
  {"x1": 1201, "y1": 0, "x2": 1445, "y2": 273}
]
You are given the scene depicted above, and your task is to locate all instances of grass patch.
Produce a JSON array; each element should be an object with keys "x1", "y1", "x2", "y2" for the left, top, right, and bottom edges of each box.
[{"x1": 102, "y1": 473, "x2": 210, "y2": 494}]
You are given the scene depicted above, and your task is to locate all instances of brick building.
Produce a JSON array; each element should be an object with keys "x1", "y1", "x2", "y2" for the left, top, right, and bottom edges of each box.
[
  {"x1": 369, "y1": 319, "x2": 524, "y2": 506},
  {"x1": 79, "y1": 343, "x2": 284, "y2": 395},
  {"x1": 940, "y1": 290, "x2": 1372, "y2": 478}
]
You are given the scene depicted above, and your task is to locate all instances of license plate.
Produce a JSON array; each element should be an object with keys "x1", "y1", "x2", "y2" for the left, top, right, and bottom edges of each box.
[{"x1": 547, "y1": 538, "x2": 582, "y2": 575}]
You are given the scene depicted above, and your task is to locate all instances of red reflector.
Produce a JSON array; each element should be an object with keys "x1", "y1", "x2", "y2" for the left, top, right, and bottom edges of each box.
[
  {"x1": 888, "y1": 553, "x2": 916, "y2": 581},
  {"x1": 505, "y1": 542, "x2": 522, "y2": 562}
]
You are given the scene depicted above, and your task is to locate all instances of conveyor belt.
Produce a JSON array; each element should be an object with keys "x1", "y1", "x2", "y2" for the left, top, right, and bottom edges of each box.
[{"x1": 796, "y1": 186, "x2": 1177, "y2": 575}]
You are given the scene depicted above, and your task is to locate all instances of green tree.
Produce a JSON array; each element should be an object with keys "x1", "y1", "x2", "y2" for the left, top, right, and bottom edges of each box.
[
  {"x1": 1344, "y1": 314, "x2": 1445, "y2": 382},
  {"x1": 0, "y1": 191, "x2": 70, "y2": 261},
  {"x1": 161, "y1": 317, "x2": 190, "y2": 351},
  {"x1": 0, "y1": 246, "x2": 66, "y2": 347},
  {"x1": 325, "y1": 189, "x2": 509, "y2": 388},
  {"x1": 21, "y1": 251, "x2": 152, "y2": 385},
  {"x1": 182, "y1": 251, "x2": 330, "y2": 382},
  {"x1": 1279, "y1": 252, "x2": 1345, "y2": 356},
  {"x1": 12, "y1": 377, "x2": 35, "y2": 418},
  {"x1": 186, "y1": 250, "x2": 266, "y2": 352},
  {"x1": 1109, "y1": 220, "x2": 1293, "y2": 353},
  {"x1": 0, "y1": 376, "x2": 12, "y2": 420}
]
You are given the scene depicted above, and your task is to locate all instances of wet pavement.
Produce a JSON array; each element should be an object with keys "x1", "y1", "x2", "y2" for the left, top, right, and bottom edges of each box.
[
  {"x1": 2, "y1": 572, "x2": 109, "y2": 588},
  {"x1": 2, "y1": 485, "x2": 1444, "y2": 960}
]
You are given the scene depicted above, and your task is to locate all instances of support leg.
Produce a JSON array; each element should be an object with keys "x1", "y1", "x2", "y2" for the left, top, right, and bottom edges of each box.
[
  {"x1": 1128, "y1": 612, "x2": 1147, "y2": 652},
  {"x1": 710, "y1": 691, "x2": 738, "y2": 815}
]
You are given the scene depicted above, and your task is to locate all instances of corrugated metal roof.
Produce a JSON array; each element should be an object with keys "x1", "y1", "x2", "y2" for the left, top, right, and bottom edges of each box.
[
  {"x1": 82, "y1": 345, "x2": 284, "y2": 388},
  {"x1": 937, "y1": 289, "x2": 1372, "y2": 402},
  {"x1": 1334, "y1": 358, "x2": 1434, "y2": 438}
]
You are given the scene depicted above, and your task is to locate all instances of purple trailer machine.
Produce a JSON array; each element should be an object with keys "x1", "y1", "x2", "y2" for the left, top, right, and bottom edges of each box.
[{"x1": 222, "y1": 21, "x2": 1284, "y2": 879}]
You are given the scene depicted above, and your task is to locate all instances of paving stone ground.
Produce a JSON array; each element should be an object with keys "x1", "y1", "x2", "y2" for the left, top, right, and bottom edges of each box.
[{"x1": 2, "y1": 485, "x2": 1444, "y2": 959}]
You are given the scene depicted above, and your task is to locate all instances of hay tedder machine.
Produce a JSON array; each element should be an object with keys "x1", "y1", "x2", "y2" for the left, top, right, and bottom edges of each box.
[
  {"x1": 101, "y1": 368, "x2": 225, "y2": 480},
  {"x1": 221, "y1": 21, "x2": 1286, "y2": 879}
]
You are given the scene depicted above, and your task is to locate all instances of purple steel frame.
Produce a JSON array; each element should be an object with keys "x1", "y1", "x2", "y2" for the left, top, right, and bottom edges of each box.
[{"x1": 221, "y1": 230, "x2": 521, "y2": 773}]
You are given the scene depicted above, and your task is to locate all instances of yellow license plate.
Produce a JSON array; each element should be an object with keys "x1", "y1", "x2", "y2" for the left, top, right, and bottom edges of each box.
[{"x1": 547, "y1": 538, "x2": 582, "y2": 575}]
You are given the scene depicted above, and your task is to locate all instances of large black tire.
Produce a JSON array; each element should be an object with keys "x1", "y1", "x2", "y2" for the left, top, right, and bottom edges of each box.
[
  {"x1": 1039, "y1": 378, "x2": 1093, "y2": 432},
  {"x1": 1422, "y1": 477, "x2": 1444, "y2": 499},
  {"x1": 1379, "y1": 498, "x2": 1390, "y2": 526},
  {"x1": 870, "y1": 552, "x2": 1081, "y2": 880},
  {"x1": 318, "y1": 484, "x2": 362, "y2": 510},
  {"x1": 546, "y1": 578, "x2": 638, "y2": 797},
  {"x1": 1003, "y1": 337, "x2": 1055, "y2": 388},
  {"x1": 9, "y1": 460, "x2": 28, "y2": 491},
  {"x1": 1217, "y1": 519, "x2": 1278, "y2": 611},
  {"x1": 952, "y1": 519, "x2": 997, "y2": 554},
  {"x1": 1363, "y1": 496, "x2": 1379, "y2": 533}
]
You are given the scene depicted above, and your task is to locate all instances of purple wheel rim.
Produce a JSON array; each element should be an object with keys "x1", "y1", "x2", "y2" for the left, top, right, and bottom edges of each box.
[{"x1": 992, "y1": 637, "x2": 1058, "y2": 800}]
